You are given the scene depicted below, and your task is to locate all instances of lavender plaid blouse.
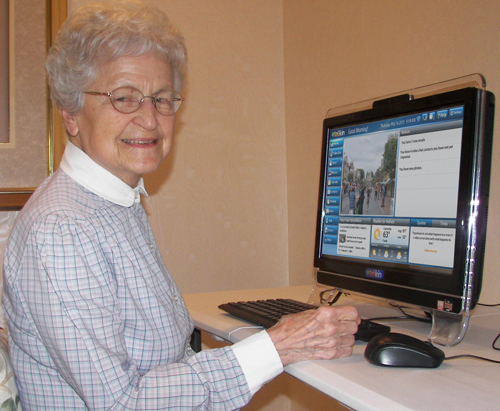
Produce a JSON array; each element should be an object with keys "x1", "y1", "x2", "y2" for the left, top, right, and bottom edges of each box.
[{"x1": 3, "y1": 143, "x2": 281, "y2": 410}]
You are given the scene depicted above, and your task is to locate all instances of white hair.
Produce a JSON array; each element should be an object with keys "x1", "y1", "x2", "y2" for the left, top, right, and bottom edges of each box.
[{"x1": 46, "y1": 0, "x2": 187, "y2": 115}]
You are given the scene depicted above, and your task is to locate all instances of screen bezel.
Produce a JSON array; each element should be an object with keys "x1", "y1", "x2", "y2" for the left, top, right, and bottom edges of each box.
[{"x1": 314, "y1": 87, "x2": 494, "y2": 314}]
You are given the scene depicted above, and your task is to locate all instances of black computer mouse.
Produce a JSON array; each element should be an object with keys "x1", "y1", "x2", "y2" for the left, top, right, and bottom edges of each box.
[{"x1": 364, "y1": 332, "x2": 445, "y2": 368}]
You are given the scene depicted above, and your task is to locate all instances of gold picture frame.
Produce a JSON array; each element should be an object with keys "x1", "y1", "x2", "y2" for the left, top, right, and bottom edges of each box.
[
  {"x1": 0, "y1": 0, "x2": 67, "y2": 211},
  {"x1": 0, "y1": 2, "x2": 8, "y2": 147}
]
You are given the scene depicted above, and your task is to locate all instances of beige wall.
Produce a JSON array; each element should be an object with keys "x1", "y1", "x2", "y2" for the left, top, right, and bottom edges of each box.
[
  {"x1": 145, "y1": 1, "x2": 289, "y2": 293},
  {"x1": 69, "y1": 0, "x2": 289, "y2": 294}
]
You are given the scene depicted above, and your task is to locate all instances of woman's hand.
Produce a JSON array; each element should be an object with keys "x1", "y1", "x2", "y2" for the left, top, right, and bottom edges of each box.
[{"x1": 266, "y1": 305, "x2": 360, "y2": 366}]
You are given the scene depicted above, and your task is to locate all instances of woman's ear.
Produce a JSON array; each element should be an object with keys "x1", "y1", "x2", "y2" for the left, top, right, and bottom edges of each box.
[{"x1": 60, "y1": 109, "x2": 79, "y2": 138}]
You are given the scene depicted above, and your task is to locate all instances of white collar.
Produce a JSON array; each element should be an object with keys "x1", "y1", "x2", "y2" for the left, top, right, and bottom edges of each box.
[{"x1": 59, "y1": 142, "x2": 148, "y2": 207}]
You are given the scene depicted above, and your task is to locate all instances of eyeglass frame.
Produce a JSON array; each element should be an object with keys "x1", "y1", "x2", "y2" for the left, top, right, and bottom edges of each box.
[{"x1": 83, "y1": 86, "x2": 184, "y2": 116}]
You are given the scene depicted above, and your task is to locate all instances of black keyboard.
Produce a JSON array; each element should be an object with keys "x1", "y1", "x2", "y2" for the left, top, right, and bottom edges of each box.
[{"x1": 218, "y1": 298, "x2": 390, "y2": 342}]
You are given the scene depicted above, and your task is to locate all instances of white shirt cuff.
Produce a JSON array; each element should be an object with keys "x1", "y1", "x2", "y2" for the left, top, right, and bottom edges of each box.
[{"x1": 230, "y1": 330, "x2": 283, "y2": 395}]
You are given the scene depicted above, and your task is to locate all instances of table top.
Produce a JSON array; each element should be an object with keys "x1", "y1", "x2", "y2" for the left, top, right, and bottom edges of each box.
[{"x1": 183, "y1": 285, "x2": 500, "y2": 411}]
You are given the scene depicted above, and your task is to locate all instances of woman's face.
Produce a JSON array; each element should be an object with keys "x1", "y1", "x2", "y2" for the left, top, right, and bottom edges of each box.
[{"x1": 61, "y1": 53, "x2": 177, "y2": 187}]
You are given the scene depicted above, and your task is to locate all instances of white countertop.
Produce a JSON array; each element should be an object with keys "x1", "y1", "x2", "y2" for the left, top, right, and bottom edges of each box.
[{"x1": 184, "y1": 285, "x2": 500, "y2": 411}]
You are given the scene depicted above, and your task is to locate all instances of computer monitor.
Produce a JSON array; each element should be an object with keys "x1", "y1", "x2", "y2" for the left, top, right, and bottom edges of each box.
[{"x1": 313, "y1": 77, "x2": 495, "y2": 346}]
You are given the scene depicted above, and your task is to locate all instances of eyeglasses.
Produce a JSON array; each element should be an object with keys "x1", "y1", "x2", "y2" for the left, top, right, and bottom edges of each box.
[{"x1": 84, "y1": 86, "x2": 183, "y2": 116}]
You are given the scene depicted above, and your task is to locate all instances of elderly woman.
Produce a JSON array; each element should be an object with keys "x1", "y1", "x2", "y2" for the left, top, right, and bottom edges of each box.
[{"x1": 2, "y1": 1, "x2": 359, "y2": 409}]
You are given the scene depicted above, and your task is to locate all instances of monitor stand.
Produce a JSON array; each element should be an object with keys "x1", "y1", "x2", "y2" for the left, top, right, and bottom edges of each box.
[
  {"x1": 429, "y1": 308, "x2": 471, "y2": 347},
  {"x1": 308, "y1": 280, "x2": 472, "y2": 348}
]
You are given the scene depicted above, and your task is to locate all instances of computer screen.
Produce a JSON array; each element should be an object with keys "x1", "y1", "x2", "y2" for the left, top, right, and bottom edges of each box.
[{"x1": 314, "y1": 86, "x2": 495, "y2": 326}]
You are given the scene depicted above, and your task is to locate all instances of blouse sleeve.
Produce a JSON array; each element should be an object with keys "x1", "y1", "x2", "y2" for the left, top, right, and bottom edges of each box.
[{"x1": 4, "y1": 213, "x2": 255, "y2": 410}]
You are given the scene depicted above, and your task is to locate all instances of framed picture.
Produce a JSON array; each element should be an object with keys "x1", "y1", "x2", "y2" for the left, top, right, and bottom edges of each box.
[
  {"x1": 0, "y1": 2, "x2": 8, "y2": 146},
  {"x1": 0, "y1": 0, "x2": 67, "y2": 211}
]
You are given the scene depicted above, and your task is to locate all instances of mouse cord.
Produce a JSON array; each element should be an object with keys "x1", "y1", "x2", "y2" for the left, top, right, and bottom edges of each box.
[
  {"x1": 322, "y1": 294, "x2": 500, "y2": 349},
  {"x1": 445, "y1": 326, "x2": 500, "y2": 363},
  {"x1": 366, "y1": 306, "x2": 432, "y2": 324},
  {"x1": 390, "y1": 305, "x2": 433, "y2": 323},
  {"x1": 492, "y1": 332, "x2": 500, "y2": 351},
  {"x1": 444, "y1": 354, "x2": 500, "y2": 364},
  {"x1": 319, "y1": 290, "x2": 432, "y2": 323},
  {"x1": 476, "y1": 302, "x2": 500, "y2": 351},
  {"x1": 320, "y1": 290, "x2": 348, "y2": 306}
]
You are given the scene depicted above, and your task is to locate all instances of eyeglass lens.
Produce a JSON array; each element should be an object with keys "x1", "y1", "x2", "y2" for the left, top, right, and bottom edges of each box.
[{"x1": 110, "y1": 87, "x2": 182, "y2": 115}]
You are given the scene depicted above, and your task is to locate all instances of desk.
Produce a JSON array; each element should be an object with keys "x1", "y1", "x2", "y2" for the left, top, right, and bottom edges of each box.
[{"x1": 183, "y1": 285, "x2": 500, "y2": 411}]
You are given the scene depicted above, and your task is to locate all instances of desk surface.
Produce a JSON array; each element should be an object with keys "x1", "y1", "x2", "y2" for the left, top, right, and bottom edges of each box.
[{"x1": 183, "y1": 285, "x2": 500, "y2": 411}]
